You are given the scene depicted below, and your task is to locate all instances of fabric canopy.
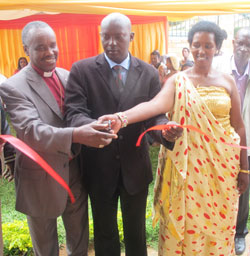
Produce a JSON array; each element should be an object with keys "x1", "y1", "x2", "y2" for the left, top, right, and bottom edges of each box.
[
  {"x1": 1, "y1": 1, "x2": 249, "y2": 77},
  {"x1": 0, "y1": 14, "x2": 167, "y2": 78},
  {"x1": 0, "y1": 0, "x2": 250, "y2": 21}
]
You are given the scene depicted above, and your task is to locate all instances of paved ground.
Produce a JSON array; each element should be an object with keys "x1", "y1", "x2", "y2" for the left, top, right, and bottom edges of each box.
[
  {"x1": 60, "y1": 233, "x2": 250, "y2": 255},
  {"x1": 88, "y1": 247, "x2": 158, "y2": 256},
  {"x1": 59, "y1": 246, "x2": 157, "y2": 255},
  {"x1": 244, "y1": 233, "x2": 250, "y2": 256}
]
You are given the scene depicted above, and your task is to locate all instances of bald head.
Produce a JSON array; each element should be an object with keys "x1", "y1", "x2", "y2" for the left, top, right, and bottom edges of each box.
[
  {"x1": 100, "y1": 13, "x2": 134, "y2": 64},
  {"x1": 233, "y1": 27, "x2": 250, "y2": 67},
  {"x1": 101, "y1": 13, "x2": 132, "y2": 32},
  {"x1": 234, "y1": 27, "x2": 250, "y2": 39}
]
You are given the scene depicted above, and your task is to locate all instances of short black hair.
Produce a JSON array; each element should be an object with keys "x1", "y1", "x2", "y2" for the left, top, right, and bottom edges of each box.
[
  {"x1": 180, "y1": 61, "x2": 194, "y2": 71},
  {"x1": 182, "y1": 47, "x2": 190, "y2": 52},
  {"x1": 188, "y1": 20, "x2": 225, "y2": 49},
  {"x1": 150, "y1": 50, "x2": 161, "y2": 58}
]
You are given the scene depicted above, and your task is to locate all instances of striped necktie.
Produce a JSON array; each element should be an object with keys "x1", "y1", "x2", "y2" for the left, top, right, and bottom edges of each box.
[{"x1": 113, "y1": 65, "x2": 124, "y2": 89}]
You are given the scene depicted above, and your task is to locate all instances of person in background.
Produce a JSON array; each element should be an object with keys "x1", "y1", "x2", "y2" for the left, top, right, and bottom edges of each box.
[
  {"x1": 160, "y1": 54, "x2": 168, "y2": 65},
  {"x1": 100, "y1": 20, "x2": 249, "y2": 256},
  {"x1": 180, "y1": 60, "x2": 194, "y2": 71},
  {"x1": 0, "y1": 20, "x2": 117, "y2": 256},
  {"x1": 213, "y1": 26, "x2": 250, "y2": 256},
  {"x1": 158, "y1": 54, "x2": 179, "y2": 87},
  {"x1": 65, "y1": 12, "x2": 182, "y2": 256},
  {"x1": 0, "y1": 100, "x2": 16, "y2": 256},
  {"x1": 0, "y1": 101, "x2": 15, "y2": 179},
  {"x1": 0, "y1": 73, "x2": 14, "y2": 178},
  {"x1": 214, "y1": 29, "x2": 228, "y2": 57},
  {"x1": 165, "y1": 54, "x2": 179, "y2": 80},
  {"x1": 158, "y1": 62, "x2": 168, "y2": 88},
  {"x1": 150, "y1": 50, "x2": 161, "y2": 69},
  {"x1": 14, "y1": 57, "x2": 28, "y2": 74},
  {"x1": 180, "y1": 47, "x2": 193, "y2": 70}
]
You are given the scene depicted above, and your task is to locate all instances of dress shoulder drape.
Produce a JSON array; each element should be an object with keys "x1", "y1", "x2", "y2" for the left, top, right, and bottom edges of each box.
[{"x1": 153, "y1": 73, "x2": 240, "y2": 256}]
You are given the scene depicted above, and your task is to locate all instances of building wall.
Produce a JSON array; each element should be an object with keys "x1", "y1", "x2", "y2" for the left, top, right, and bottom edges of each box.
[{"x1": 167, "y1": 14, "x2": 238, "y2": 61}]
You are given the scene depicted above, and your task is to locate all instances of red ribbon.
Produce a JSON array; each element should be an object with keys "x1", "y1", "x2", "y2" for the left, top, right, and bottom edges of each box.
[
  {"x1": 136, "y1": 123, "x2": 249, "y2": 150},
  {"x1": 0, "y1": 135, "x2": 75, "y2": 203}
]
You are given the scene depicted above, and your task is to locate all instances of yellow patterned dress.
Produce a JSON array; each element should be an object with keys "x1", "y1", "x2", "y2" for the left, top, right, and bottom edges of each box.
[{"x1": 153, "y1": 74, "x2": 240, "y2": 256}]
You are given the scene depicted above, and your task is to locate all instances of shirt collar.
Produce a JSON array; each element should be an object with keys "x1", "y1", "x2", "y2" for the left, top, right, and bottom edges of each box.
[
  {"x1": 32, "y1": 64, "x2": 55, "y2": 78},
  {"x1": 231, "y1": 56, "x2": 250, "y2": 77},
  {"x1": 104, "y1": 53, "x2": 130, "y2": 70}
]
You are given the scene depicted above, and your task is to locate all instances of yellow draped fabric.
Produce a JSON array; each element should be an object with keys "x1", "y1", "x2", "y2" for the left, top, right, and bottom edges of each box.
[
  {"x1": 0, "y1": 1, "x2": 250, "y2": 21},
  {"x1": 0, "y1": 14, "x2": 167, "y2": 78},
  {"x1": 0, "y1": 29, "x2": 27, "y2": 78},
  {"x1": 153, "y1": 74, "x2": 240, "y2": 256}
]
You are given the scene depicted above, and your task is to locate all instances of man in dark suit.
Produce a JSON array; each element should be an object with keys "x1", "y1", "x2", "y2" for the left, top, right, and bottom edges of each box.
[
  {"x1": 65, "y1": 13, "x2": 182, "y2": 256},
  {"x1": 0, "y1": 21, "x2": 117, "y2": 256}
]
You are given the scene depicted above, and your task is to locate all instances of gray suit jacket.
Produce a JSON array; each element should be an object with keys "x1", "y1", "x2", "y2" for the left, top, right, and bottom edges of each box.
[{"x1": 0, "y1": 64, "x2": 76, "y2": 218}]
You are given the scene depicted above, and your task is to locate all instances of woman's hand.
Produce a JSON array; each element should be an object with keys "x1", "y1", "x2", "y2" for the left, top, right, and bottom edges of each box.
[
  {"x1": 237, "y1": 172, "x2": 249, "y2": 194},
  {"x1": 162, "y1": 121, "x2": 183, "y2": 142},
  {"x1": 98, "y1": 114, "x2": 122, "y2": 134}
]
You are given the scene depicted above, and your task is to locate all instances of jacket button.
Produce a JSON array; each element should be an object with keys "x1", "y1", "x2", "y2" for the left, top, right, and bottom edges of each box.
[
  {"x1": 119, "y1": 135, "x2": 123, "y2": 140},
  {"x1": 115, "y1": 155, "x2": 120, "y2": 160}
]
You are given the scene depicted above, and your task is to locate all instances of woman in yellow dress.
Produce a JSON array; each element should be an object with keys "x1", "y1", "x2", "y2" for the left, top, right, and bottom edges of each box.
[{"x1": 100, "y1": 21, "x2": 249, "y2": 255}]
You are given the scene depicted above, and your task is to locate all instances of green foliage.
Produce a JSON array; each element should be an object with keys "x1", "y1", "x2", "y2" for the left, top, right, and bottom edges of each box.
[
  {"x1": 57, "y1": 217, "x2": 66, "y2": 246},
  {"x1": 0, "y1": 146, "x2": 162, "y2": 253},
  {"x1": 2, "y1": 220, "x2": 33, "y2": 255},
  {"x1": 2, "y1": 141, "x2": 250, "y2": 253},
  {"x1": 117, "y1": 209, "x2": 124, "y2": 243},
  {"x1": 146, "y1": 146, "x2": 160, "y2": 249},
  {"x1": 88, "y1": 202, "x2": 124, "y2": 244}
]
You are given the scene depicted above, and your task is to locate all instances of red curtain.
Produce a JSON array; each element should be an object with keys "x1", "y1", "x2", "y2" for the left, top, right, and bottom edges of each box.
[{"x1": 0, "y1": 14, "x2": 167, "y2": 77}]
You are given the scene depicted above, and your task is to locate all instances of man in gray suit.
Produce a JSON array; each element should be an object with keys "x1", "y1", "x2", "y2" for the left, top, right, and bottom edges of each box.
[{"x1": 0, "y1": 21, "x2": 117, "y2": 256}]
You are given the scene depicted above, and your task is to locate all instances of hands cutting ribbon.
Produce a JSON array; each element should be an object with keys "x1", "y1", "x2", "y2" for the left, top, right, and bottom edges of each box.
[{"x1": 1, "y1": 123, "x2": 248, "y2": 205}]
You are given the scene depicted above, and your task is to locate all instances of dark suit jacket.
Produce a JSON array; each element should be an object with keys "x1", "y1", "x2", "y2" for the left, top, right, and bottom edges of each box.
[
  {"x1": 65, "y1": 53, "x2": 172, "y2": 195},
  {"x1": 0, "y1": 64, "x2": 77, "y2": 218}
]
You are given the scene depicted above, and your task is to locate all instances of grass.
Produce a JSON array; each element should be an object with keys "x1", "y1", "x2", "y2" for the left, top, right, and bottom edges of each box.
[
  {"x1": 0, "y1": 146, "x2": 161, "y2": 254},
  {"x1": 2, "y1": 144, "x2": 250, "y2": 254}
]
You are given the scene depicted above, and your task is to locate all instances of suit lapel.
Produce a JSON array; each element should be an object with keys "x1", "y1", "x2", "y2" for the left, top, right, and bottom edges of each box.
[
  {"x1": 55, "y1": 68, "x2": 68, "y2": 89},
  {"x1": 96, "y1": 54, "x2": 120, "y2": 103},
  {"x1": 119, "y1": 56, "x2": 141, "y2": 107},
  {"x1": 26, "y1": 65, "x2": 63, "y2": 119}
]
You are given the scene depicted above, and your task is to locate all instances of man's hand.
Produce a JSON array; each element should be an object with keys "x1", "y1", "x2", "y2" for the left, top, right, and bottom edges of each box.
[
  {"x1": 237, "y1": 172, "x2": 249, "y2": 194},
  {"x1": 72, "y1": 121, "x2": 118, "y2": 148},
  {"x1": 2, "y1": 161, "x2": 15, "y2": 182},
  {"x1": 162, "y1": 121, "x2": 183, "y2": 142},
  {"x1": 98, "y1": 114, "x2": 122, "y2": 134}
]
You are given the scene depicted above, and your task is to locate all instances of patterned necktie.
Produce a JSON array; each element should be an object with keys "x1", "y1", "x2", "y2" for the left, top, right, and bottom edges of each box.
[{"x1": 113, "y1": 65, "x2": 124, "y2": 90}]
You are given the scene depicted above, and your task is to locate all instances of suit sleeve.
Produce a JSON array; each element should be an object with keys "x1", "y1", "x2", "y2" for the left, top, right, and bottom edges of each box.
[
  {"x1": 145, "y1": 67, "x2": 175, "y2": 150},
  {"x1": 65, "y1": 63, "x2": 96, "y2": 127},
  {"x1": 0, "y1": 82, "x2": 74, "y2": 157},
  {"x1": 0, "y1": 100, "x2": 16, "y2": 163}
]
